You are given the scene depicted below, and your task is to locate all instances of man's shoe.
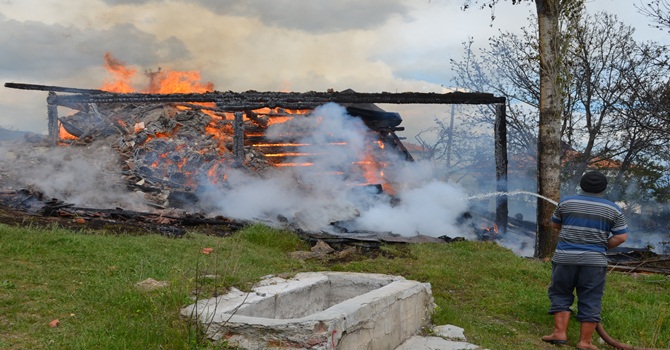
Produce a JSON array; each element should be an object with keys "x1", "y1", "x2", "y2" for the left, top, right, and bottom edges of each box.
[{"x1": 541, "y1": 337, "x2": 568, "y2": 345}]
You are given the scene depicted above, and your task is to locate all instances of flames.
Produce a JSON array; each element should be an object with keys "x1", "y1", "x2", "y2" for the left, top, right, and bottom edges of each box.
[
  {"x1": 100, "y1": 53, "x2": 214, "y2": 94},
  {"x1": 59, "y1": 126, "x2": 77, "y2": 140},
  {"x1": 58, "y1": 53, "x2": 393, "y2": 192},
  {"x1": 100, "y1": 53, "x2": 136, "y2": 93},
  {"x1": 479, "y1": 223, "x2": 499, "y2": 241}
]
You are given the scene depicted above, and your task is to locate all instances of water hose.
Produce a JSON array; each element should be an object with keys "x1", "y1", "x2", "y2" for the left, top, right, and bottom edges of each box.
[{"x1": 596, "y1": 323, "x2": 667, "y2": 350}]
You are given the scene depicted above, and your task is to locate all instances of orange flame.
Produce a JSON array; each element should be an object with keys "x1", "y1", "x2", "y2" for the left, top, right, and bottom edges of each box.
[
  {"x1": 58, "y1": 125, "x2": 77, "y2": 141},
  {"x1": 267, "y1": 116, "x2": 294, "y2": 125},
  {"x1": 61, "y1": 53, "x2": 399, "y2": 193},
  {"x1": 145, "y1": 69, "x2": 214, "y2": 94},
  {"x1": 482, "y1": 224, "x2": 499, "y2": 235},
  {"x1": 99, "y1": 52, "x2": 215, "y2": 95},
  {"x1": 100, "y1": 53, "x2": 136, "y2": 93},
  {"x1": 360, "y1": 143, "x2": 383, "y2": 185},
  {"x1": 275, "y1": 162, "x2": 314, "y2": 167}
]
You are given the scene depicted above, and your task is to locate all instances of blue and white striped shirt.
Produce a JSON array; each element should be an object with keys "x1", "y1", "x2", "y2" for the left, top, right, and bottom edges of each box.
[{"x1": 550, "y1": 194, "x2": 628, "y2": 266}]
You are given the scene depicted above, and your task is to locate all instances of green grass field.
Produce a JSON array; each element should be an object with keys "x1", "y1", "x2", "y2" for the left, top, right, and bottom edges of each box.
[{"x1": 0, "y1": 223, "x2": 668, "y2": 349}]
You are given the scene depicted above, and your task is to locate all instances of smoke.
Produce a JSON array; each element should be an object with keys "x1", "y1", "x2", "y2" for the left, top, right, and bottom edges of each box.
[
  {"x1": 0, "y1": 103, "x2": 472, "y2": 238},
  {"x1": 200, "y1": 103, "x2": 471, "y2": 237},
  {"x1": 354, "y1": 180, "x2": 470, "y2": 236},
  {"x1": 0, "y1": 140, "x2": 149, "y2": 211}
]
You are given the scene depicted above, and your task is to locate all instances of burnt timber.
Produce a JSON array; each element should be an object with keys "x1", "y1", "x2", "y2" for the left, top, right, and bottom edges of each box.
[
  {"x1": 4, "y1": 81, "x2": 509, "y2": 235},
  {"x1": 6, "y1": 82, "x2": 505, "y2": 107}
]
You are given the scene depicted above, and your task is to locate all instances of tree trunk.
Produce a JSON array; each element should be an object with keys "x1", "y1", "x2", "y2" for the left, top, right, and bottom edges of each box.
[{"x1": 535, "y1": 0, "x2": 563, "y2": 258}]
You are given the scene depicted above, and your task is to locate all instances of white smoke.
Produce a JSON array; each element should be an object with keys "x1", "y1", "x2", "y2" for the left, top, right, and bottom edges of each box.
[
  {"x1": 203, "y1": 103, "x2": 471, "y2": 237},
  {"x1": 0, "y1": 141, "x2": 149, "y2": 211},
  {"x1": 0, "y1": 103, "x2": 473, "y2": 238},
  {"x1": 354, "y1": 180, "x2": 470, "y2": 236}
]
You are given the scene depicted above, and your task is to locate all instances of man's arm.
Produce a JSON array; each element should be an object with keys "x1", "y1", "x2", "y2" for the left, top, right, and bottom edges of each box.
[{"x1": 607, "y1": 233, "x2": 628, "y2": 249}]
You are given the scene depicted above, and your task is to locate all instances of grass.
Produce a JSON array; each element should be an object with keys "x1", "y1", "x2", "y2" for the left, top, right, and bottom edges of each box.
[{"x1": 0, "y1": 223, "x2": 668, "y2": 349}]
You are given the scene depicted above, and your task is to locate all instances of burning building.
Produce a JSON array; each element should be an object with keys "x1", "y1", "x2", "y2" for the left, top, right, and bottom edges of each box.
[{"x1": 3, "y1": 61, "x2": 508, "y2": 238}]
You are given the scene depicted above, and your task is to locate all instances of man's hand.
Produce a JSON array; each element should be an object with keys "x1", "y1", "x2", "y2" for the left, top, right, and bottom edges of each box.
[{"x1": 607, "y1": 233, "x2": 628, "y2": 249}]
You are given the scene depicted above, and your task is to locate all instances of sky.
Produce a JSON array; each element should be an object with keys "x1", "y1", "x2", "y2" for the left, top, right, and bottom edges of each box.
[{"x1": 1, "y1": 0, "x2": 667, "y2": 139}]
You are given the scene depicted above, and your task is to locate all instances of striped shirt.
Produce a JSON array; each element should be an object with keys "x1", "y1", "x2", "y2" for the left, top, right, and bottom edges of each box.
[{"x1": 550, "y1": 194, "x2": 628, "y2": 267}]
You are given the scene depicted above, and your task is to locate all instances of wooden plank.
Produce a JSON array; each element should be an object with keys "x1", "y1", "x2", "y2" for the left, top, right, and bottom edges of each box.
[
  {"x1": 5, "y1": 82, "x2": 506, "y2": 106},
  {"x1": 607, "y1": 264, "x2": 670, "y2": 275}
]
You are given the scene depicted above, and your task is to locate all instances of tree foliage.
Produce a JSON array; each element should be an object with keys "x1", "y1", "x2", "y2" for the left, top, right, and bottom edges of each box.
[
  {"x1": 448, "y1": 10, "x2": 670, "y2": 205},
  {"x1": 413, "y1": 106, "x2": 496, "y2": 183},
  {"x1": 453, "y1": 0, "x2": 670, "y2": 257},
  {"x1": 636, "y1": 0, "x2": 670, "y2": 33}
]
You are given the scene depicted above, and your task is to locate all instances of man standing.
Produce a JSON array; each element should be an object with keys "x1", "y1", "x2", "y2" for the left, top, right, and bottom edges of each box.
[{"x1": 541, "y1": 171, "x2": 628, "y2": 350}]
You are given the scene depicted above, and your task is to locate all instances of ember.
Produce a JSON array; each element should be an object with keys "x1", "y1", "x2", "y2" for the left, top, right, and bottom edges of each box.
[{"x1": 478, "y1": 224, "x2": 499, "y2": 241}]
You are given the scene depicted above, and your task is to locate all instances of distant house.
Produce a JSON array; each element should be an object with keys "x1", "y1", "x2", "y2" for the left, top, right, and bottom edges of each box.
[
  {"x1": 561, "y1": 145, "x2": 622, "y2": 174},
  {"x1": 402, "y1": 142, "x2": 432, "y2": 160}
]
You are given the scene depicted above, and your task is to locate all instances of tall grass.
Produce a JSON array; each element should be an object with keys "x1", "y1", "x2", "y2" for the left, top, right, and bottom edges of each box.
[{"x1": 0, "y1": 223, "x2": 668, "y2": 349}]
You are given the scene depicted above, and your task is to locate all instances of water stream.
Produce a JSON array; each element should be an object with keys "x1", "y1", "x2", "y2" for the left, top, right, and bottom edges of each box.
[
  {"x1": 465, "y1": 190, "x2": 558, "y2": 206},
  {"x1": 463, "y1": 190, "x2": 669, "y2": 255}
]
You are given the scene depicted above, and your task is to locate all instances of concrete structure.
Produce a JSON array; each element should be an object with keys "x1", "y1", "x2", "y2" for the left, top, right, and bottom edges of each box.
[
  {"x1": 181, "y1": 271, "x2": 435, "y2": 349},
  {"x1": 396, "y1": 325, "x2": 484, "y2": 349}
]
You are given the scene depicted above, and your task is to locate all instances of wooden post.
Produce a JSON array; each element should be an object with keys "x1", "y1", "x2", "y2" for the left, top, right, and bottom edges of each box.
[
  {"x1": 47, "y1": 92, "x2": 59, "y2": 145},
  {"x1": 494, "y1": 102, "x2": 508, "y2": 235},
  {"x1": 233, "y1": 111, "x2": 244, "y2": 164}
]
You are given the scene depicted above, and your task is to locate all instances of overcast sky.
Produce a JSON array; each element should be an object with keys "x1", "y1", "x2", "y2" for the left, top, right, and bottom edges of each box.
[{"x1": 1, "y1": 0, "x2": 667, "y2": 137}]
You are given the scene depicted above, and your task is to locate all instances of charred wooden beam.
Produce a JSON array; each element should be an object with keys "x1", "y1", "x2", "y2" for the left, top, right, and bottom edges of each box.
[
  {"x1": 58, "y1": 118, "x2": 85, "y2": 137},
  {"x1": 47, "y1": 92, "x2": 59, "y2": 145},
  {"x1": 386, "y1": 131, "x2": 414, "y2": 162},
  {"x1": 6, "y1": 82, "x2": 506, "y2": 106},
  {"x1": 5, "y1": 82, "x2": 108, "y2": 94},
  {"x1": 87, "y1": 90, "x2": 504, "y2": 107},
  {"x1": 244, "y1": 110, "x2": 268, "y2": 127},
  {"x1": 174, "y1": 102, "x2": 221, "y2": 112},
  {"x1": 494, "y1": 103, "x2": 508, "y2": 235},
  {"x1": 345, "y1": 106, "x2": 402, "y2": 130},
  {"x1": 233, "y1": 111, "x2": 244, "y2": 163}
]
